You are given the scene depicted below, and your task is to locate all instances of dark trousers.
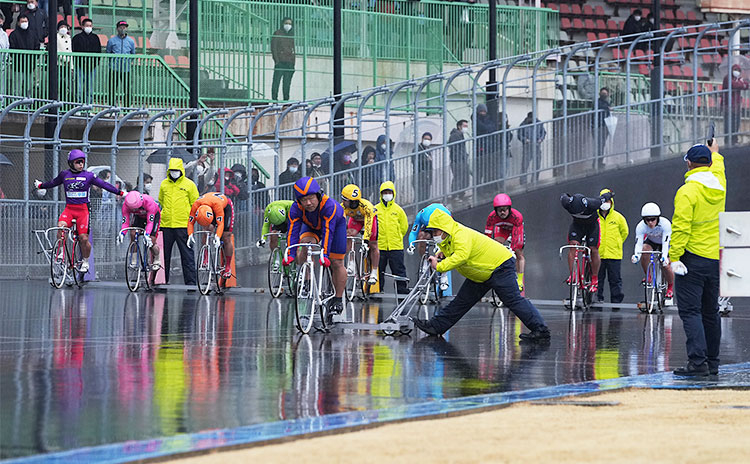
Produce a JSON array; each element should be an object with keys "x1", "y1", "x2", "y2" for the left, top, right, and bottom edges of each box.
[
  {"x1": 724, "y1": 108, "x2": 742, "y2": 146},
  {"x1": 161, "y1": 227, "x2": 196, "y2": 285},
  {"x1": 430, "y1": 258, "x2": 547, "y2": 334},
  {"x1": 379, "y1": 249, "x2": 408, "y2": 294},
  {"x1": 1, "y1": 3, "x2": 13, "y2": 29},
  {"x1": 594, "y1": 126, "x2": 608, "y2": 162},
  {"x1": 271, "y1": 62, "x2": 294, "y2": 101},
  {"x1": 109, "y1": 71, "x2": 131, "y2": 107},
  {"x1": 597, "y1": 258, "x2": 624, "y2": 303},
  {"x1": 520, "y1": 142, "x2": 541, "y2": 185},
  {"x1": 675, "y1": 251, "x2": 721, "y2": 367}
]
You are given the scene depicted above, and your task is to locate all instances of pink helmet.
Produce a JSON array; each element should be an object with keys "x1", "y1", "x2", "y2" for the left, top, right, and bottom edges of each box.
[
  {"x1": 124, "y1": 191, "x2": 144, "y2": 210},
  {"x1": 493, "y1": 193, "x2": 512, "y2": 208}
]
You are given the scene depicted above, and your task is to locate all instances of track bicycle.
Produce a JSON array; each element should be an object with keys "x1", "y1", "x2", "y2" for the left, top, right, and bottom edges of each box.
[
  {"x1": 194, "y1": 230, "x2": 228, "y2": 295},
  {"x1": 410, "y1": 239, "x2": 444, "y2": 304},
  {"x1": 286, "y1": 243, "x2": 335, "y2": 334},
  {"x1": 345, "y1": 235, "x2": 372, "y2": 301},
  {"x1": 34, "y1": 220, "x2": 85, "y2": 288},
  {"x1": 264, "y1": 232, "x2": 296, "y2": 298},
  {"x1": 120, "y1": 226, "x2": 156, "y2": 292},
  {"x1": 640, "y1": 250, "x2": 667, "y2": 314},
  {"x1": 559, "y1": 244, "x2": 593, "y2": 311}
]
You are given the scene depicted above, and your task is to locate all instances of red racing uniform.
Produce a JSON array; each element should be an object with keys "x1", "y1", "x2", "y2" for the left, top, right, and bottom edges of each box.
[{"x1": 485, "y1": 207, "x2": 525, "y2": 251}]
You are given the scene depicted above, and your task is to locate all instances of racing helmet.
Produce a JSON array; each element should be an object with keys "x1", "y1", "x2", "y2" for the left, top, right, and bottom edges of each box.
[
  {"x1": 294, "y1": 177, "x2": 321, "y2": 201},
  {"x1": 67, "y1": 149, "x2": 86, "y2": 170},
  {"x1": 641, "y1": 202, "x2": 661, "y2": 218},
  {"x1": 195, "y1": 205, "x2": 214, "y2": 227},
  {"x1": 341, "y1": 184, "x2": 362, "y2": 201},
  {"x1": 123, "y1": 191, "x2": 144, "y2": 210},
  {"x1": 493, "y1": 193, "x2": 512, "y2": 208},
  {"x1": 268, "y1": 206, "x2": 287, "y2": 226}
]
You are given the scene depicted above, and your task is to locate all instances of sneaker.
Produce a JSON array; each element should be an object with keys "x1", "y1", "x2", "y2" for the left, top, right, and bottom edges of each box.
[
  {"x1": 151, "y1": 259, "x2": 161, "y2": 271},
  {"x1": 439, "y1": 274, "x2": 449, "y2": 292},
  {"x1": 665, "y1": 285, "x2": 674, "y2": 299},
  {"x1": 79, "y1": 261, "x2": 89, "y2": 273},
  {"x1": 328, "y1": 300, "x2": 344, "y2": 315},
  {"x1": 411, "y1": 317, "x2": 442, "y2": 336},
  {"x1": 519, "y1": 327, "x2": 551, "y2": 341},
  {"x1": 589, "y1": 277, "x2": 598, "y2": 293},
  {"x1": 565, "y1": 276, "x2": 572, "y2": 285},
  {"x1": 222, "y1": 266, "x2": 232, "y2": 279},
  {"x1": 129, "y1": 255, "x2": 138, "y2": 268},
  {"x1": 673, "y1": 362, "x2": 709, "y2": 377},
  {"x1": 367, "y1": 271, "x2": 378, "y2": 285}
]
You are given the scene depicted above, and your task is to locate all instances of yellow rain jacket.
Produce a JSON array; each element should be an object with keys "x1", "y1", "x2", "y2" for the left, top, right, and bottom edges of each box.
[
  {"x1": 427, "y1": 209, "x2": 513, "y2": 282},
  {"x1": 669, "y1": 152, "x2": 726, "y2": 261},
  {"x1": 597, "y1": 195, "x2": 629, "y2": 260},
  {"x1": 158, "y1": 158, "x2": 200, "y2": 228},
  {"x1": 376, "y1": 181, "x2": 409, "y2": 251}
]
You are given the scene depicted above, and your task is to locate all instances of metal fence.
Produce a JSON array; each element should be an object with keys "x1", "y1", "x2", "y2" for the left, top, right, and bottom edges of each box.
[{"x1": 1, "y1": 20, "x2": 749, "y2": 280}]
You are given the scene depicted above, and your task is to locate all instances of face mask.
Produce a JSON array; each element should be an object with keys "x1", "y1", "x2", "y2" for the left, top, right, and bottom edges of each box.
[
  {"x1": 289, "y1": 166, "x2": 298, "y2": 173},
  {"x1": 20, "y1": 22, "x2": 29, "y2": 30},
  {"x1": 59, "y1": 28, "x2": 68, "y2": 36},
  {"x1": 382, "y1": 193, "x2": 394, "y2": 202},
  {"x1": 169, "y1": 170, "x2": 181, "y2": 180},
  {"x1": 422, "y1": 139, "x2": 432, "y2": 147},
  {"x1": 649, "y1": 18, "x2": 654, "y2": 23},
  {"x1": 195, "y1": 164, "x2": 206, "y2": 176},
  {"x1": 118, "y1": 28, "x2": 127, "y2": 37},
  {"x1": 313, "y1": 162, "x2": 321, "y2": 168},
  {"x1": 380, "y1": 144, "x2": 386, "y2": 151},
  {"x1": 634, "y1": 15, "x2": 641, "y2": 21},
  {"x1": 283, "y1": 24, "x2": 292, "y2": 32},
  {"x1": 600, "y1": 94, "x2": 608, "y2": 101},
  {"x1": 433, "y1": 233, "x2": 445, "y2": 244},
  {"x1": 225, "y1": 176, "x2": 231, "y2": 183},
  {"x1": 461, "y1": 127, "x2": 470, "y2": 134},
  {"x1": 600, "y1": 202, "x2": 611, "y2": 211},
  {"x1": 343, "y1": 155, "x2": 352, "y2": 163},
  {"x1": 144, "y1": 183, "x2": 152, "y2": 192},
  {"x1": 234, "y1": 172, "x2": 243, "y2": 181},
  {"x1": 84, "y1": 26, "x2": 93, "y2": 34},
  {"x1": 733, "y1": 70, "x2": 741, "y2": 78},
  {"x1": 27, "y1": 3, "x2": 35, "y2": 10}
]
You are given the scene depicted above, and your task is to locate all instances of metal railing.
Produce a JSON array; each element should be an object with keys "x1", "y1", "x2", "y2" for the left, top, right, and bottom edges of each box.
[{"x1": 1, "y1": 21, "x2": 749, "y2": 280}]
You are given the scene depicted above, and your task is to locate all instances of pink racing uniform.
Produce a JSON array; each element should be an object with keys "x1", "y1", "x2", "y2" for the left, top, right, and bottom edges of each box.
[
  {"x1": 121, "y1": 194, "x2": 162, "y2": 237},
  {"x1": 485, "y1": 207, "x2": 525, "y2": 250}
]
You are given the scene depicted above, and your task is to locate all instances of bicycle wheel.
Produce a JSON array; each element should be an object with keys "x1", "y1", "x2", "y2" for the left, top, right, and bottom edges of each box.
[
  {"x1": 581, "y1": 259, "x2": 593, "y2": 310},
  {"x1": 295, "y1": 262, "x2": 316, "y2": 334},
  {"x1": 50, "y1": 237, "x2": 68, "y2": 288},
  {"x1": 567, "y1": 260, "x2": 577, "y2": 311},
  {"x1": 196, "y1": 244, "x2": 213, "y2": 295},
  {"x1": 125, "y1": 240, "x2": 141, "y2": 292},
  {"x1": 216, "y1": 246, "x2": 227, "y2": 294},
  {"x1": 657, "y1": 265, "x2": 666, "y2": 310},
  {"x1": 284, "y1": 261, "x2": 297, "y2": 297},
  {"x1": 72, "y1": 239, "x2": 84, "y2": 288},
  {"x1": 143, "y1": 241, "x2": 154, "y2": 290},
  {"x1": 431, "y1": 274, "x2": 441, "y2": 303},
  {"x1": 268, "y1": 247, "x2": 284, "y2": 298},
  {"x1": 418, "y1": 254, "x2": 430, "y2": 305},
  {"x1": 361, "y1": 253, "x2": 372, "y2": 300},
  {"x1": 345, "y1": 250, "x2": 358, "y2": 301},
  {"x1": 491, "y1": 290, "x2": 501, "y2": 308},
  {"x1": 320, "y1": 266, "x2": 334, "y2": 328},
  {"x1": 645, "y1": 262, "x2": 658, "y2": 313}
]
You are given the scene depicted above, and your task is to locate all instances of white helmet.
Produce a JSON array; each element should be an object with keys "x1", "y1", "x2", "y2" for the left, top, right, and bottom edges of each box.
[{"x1": 641, "y1": 202, "x2": 661, "y2": 218}]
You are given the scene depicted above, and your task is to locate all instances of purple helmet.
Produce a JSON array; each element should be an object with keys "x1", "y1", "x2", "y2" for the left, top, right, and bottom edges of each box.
[{"x1": 68, "y1": 149, "x2": 86, "y2": 162}]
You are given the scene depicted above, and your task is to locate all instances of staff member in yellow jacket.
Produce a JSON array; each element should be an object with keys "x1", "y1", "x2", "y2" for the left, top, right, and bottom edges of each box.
[
  {"x1": 376, "y1": 181, "x2": 410, "y2": 294},
  {"x1": 669, "y1": 140, "x2": 726, "y2": 377},
  {"x1": 596, "y1": 188, "x2": 629, "y2": 304},
  {"x1": 159, "y1": 157, "x2": 200, "y2": 285},
  {"x1": 411, "y1": 209, "x2": 550, "y2": 341}
]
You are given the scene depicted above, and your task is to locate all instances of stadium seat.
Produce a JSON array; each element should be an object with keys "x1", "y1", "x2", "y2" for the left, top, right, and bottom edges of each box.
[
  {"x1": 559, "y1": 4, "x2": 570, "y2": 15},
  {"x1": 573, "y1": 18, "x2": 584, "y2": 30},
  {"x1": 177, "y1": 56, "x2": 189, "y2": 67},
  {"x1": 595, "y1": 6, "x2": 606, "y2": 17},
  {"x1": 571, "y1": 4, "x2": 582, "y2": 16},
  {"x1": 587, "y1": 32, "x2": 598, "y2": 43},
  {"x1": 583, "y1": 5, "x2": 594, "y2": 17},
  {"x1": 585, "y1": 19, "x2": 595, "y2": 30},
  {"x1": 598, "y1": 32, "x2": 609, "y2": 41},
  {"x1": 561, "y1": 17, "x2": 572, "y2": 29},
  {"x1": 164, "y1": 55, "x2": 177, "y2": 66},
  {"x1": 596, "y1": 19, "x2": 606, "y2": 31}
]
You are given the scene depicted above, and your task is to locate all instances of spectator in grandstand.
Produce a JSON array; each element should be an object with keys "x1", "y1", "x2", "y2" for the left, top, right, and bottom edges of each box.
[
  {"x1": 361, "y1": 146, "x2": 379, "y2": 200},
  {"x1": 593, "y1": 87, "x2": 611, "y2": 166},
  {"x1": 309, "y1": 152, "x2": 326, "y2": 176},
  {"x1": 106, "y1": 20, "x2": 135, "y2": 107},
  {"x1": 622, "y1": 9, "x2": 644, "y2": 38},
  {"x1": 722, "y1": 64, "x2": 748, "y2": 146},
  {"x1": 57, "y1": 21, "x2": 72, "y2": 99},
  {"x1": 159, "y1": 157, "x2": 199, "y2": 286},
  {"x1": 474, "y1": 103, "x2": 498, "y2": 185},
  {"x1": 412, "y1": 131, "x2": 434, "y2": 203},
  {"x1": 518, "y1": 112, "x2": 546, "y2": 185},
  {"x1": 185, "y1": 148, "x2": 216, "y2": 193},
  {"x1": 72, "y1": 17, "x2": 101, "y2": 104},
  {"x1": 142, "y1": 173, "x2": 153, "y2": 195},
  {"x1": 448, "y1": 119, "x2": 470, "y2": 198},
  {"x1": 271, "y1": 17, "x2": 295, "y2": 101},
  {"x1": 250, "y1": 167, "x2": 269, "y2": 213},
  {"x1": 230, "y1": 163, "x2": 249, "y2": 203},
  {"x1": 279, "y1": 157, "x2": 302, "y2": 186},
  {"x1": 20, "y1": 0, "x2": 46, "y2": 45},
  {"x1": 0, "y1": 5, "x2": 14, "y2": 31},
  {"x1": 0, "y1": 11, "x2": 8, "y2": 50}
]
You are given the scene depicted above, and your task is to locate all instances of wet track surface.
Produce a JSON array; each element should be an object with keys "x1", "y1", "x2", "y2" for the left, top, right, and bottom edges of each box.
[{"x1": 2, "y1": 281, "x2": 749, "y2": 460}]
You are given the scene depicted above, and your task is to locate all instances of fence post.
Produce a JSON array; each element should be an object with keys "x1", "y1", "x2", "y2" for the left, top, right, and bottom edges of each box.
[
  {"x1": 594, "y1": 38, "x2": 621, "y2": 169},
  {"x1": 532, "y1": 49, "x2": 560, "y2": 182},
  {"x1": 692, "y1": 25, "x2": 718, "y2": 143},
  {"x1": 625, "y1": 32, "x2": 652, "y2": 165},
  {"x1": 657, "y1": 28, "x2": 684, "y2": 157},
  {"x1": 502, "y1": 54, "x2": 530, "y2": 186},
  {"x1": 140, "y1": 110, "x2": 176, "y2": 193},
  {"x1": 562, "y1": 43, "x2": 589, "y2": 178}
]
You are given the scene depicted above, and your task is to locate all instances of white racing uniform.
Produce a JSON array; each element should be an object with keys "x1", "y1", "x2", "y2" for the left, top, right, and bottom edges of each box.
[{"x1": 634, "y1": 217, "x2": 672, "y2": 258}]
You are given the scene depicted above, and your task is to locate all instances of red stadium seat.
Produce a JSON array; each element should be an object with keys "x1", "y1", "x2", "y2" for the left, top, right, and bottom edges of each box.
[
  {"x1": 561, "y1": 17, "x2": 572, "y2": 29},
  {"x1": 638, "y1": 64, "x2": 650, "y2": 76},
  {"x1": 177, "y1": 56, "x2": 189, "y2": 67},
  {"x1": 595, "y1": 6, "x2": 606, "y2": 17},
  {"x1": 672, "y1": 65, "x2": 683, "y2": 77},
  {"x1": 583, "y1": 5, "x2": 594, "y2": 17},
  {"x1": 676, "y1": 10, "x2": 687, "y2": 23},
  {"x1": 573, "y1": 18, "x2": 584, "y2": 30},
  {"x1": 596, "y1": 19, "x2": 606, "y2": 30},
  {"x1": 598, "y1": 32, "x2": 609, "y2": 41},
  {"x1": 607, "y1": 19, "x2": 618, "y2": 32},
  {"x1": 559, "y1": 4, "x2": 570, "y2": 15},
  {"x1": 585, "y1": 19, "x2": 595, "y2": 30},
  {"x1": 587, "y1": 32, "x2": 598, "y2": 43},
  {"x1": 664, "y1": 10, "x2": 675, "y2": 20},
  {"x1": 687, "y1": 11, "x2": 698, "y2": 23},
  {"x1": 682, "y1": 65, "x2": 694, "y2": 79},
  {"x1": 164, "y1": 55, "x2": 177, "y2": 66},
  {"x1": 572, "y1": 4, "x2": 582, "y2": 16}
]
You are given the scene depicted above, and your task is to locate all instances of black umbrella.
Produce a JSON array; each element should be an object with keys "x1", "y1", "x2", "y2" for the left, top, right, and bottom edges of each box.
[
  {"x1": 332, "y1": 140, "x2": 357, "y2": 154},
  {"x1": 145, "y1": 147, "x2": 197, "y2": 165},
  {"x1": 0, "y1": 153, "x2": 12, "y2": 166}
]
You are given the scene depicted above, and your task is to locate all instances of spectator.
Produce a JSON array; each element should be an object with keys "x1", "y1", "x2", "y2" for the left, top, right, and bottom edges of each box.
[
  {"x1": 250, "y1": 167, "x2": 269, "y2": 213},
  {"x1": 1, "y1": 4, "x2": 15, "y2": 30},
  {"x1": 309, "y1": 152, "x2": 326, "y2": 176},
  {"x1": 593, "y1": 87, "x2": 611, "y2": 166},
  {"x1": 375, "y1": 134, "x2": 395, "y2": 179},
  {"x1": 72, "y1": 17, "x2": 101, "y2": 104},
  {"x1": 106, "y1": 20, "x2": 135, "y2": 107},
  {"x1": 622, "y1": 9, "x2": 644, "y2": 37},
  {"x1": 474, "y1": 103, "x2": 498, "y2": 185},
  {"x1": 56, "y1": 21, "x2": 72, "y2": 99},
  {"x1": 596, "y1": 189, "x2": 629, "y2": 305},
  {"x1": 230, "y1": 163, "x2": 250, "y2": 202},
  {"x1": 305, "y1": 158, "x2": 312, "y2": 173},
  {"x1": 207, "y1": 168, "x2": 240, "y2": 202},
  {"x1": 643, "y1": 13, "x2": 656, "y2": 33},
  {"x1": 0, "y1": 11, "x2": 8, "y2": 50},
  {"x1": 361, "y1": 146, "x2": 379, "y2": 200},
  {"x1": 20, "y1": 0, "x2": 46, "y2": 45},
  {"x1": 158, "y1": 157, "x2": 199, "y2": 286},
  {"x1": 185, "y1": 148, "x2": 216, "y2": 193},
  {"x1": 722, "y1": 64, "x2": 748, "y2": 146},
  {"x1": 279, "y1": 157, "x2": 302, "y2": 186},
  {"x1": 376, "y1": 181, "x2": 409, "y2": 294},
  {"x1": 448, "y1": 119, "x2": 471, "y2": 197},
  {"x1": 412, "y1": 131, "x2": 434, "y2": 203},
  {"x1": 9, "y1": 14, "x2": 36, "y2": 50},
  {"x1": 74, "y1": 0, "x2": 87, "y2": 26},
  {"x1": 142, "y1": 173, "x2": 153, "y2": 195},
  {"x1": 518, "y1": 112, "x2": 546, "y2": 185},
  {"x1": 271, "y1": 17, "x2": 295, "y2": 101}
]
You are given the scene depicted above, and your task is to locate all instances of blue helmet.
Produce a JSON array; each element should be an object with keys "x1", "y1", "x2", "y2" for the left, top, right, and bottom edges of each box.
[{"x1": 293, "y1": 176, "x2": 321, "y2": 200}]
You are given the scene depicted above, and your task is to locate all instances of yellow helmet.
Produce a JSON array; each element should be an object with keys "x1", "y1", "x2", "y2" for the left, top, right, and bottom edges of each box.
[{"x1": 341, "y1": 184, "x2": 362, "y2": 201}]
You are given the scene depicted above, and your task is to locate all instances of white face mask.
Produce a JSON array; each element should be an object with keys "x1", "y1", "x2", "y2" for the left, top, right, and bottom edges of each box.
[
  {"x1": 195, "y1": 164, "x2": 206, "y2": 176},
  {"x1": 461, "y1": 127, "x2": 470, "y2": 134},
  {"x1": 169, "y1": 170, "x2": 181, "y2": 180},
  {"x1": 20, "y1": 22, "x2": 29, "y2": 30},
  {"x1": 433, "y1": 233, "x2": 445, "y2": 244},
  {"x1": 84, "y1": 26, "x2": 93, "y2": 34},
  {"x1": 422, "y1": 139, "x2": 432, "y2": 147},
  {"x1": 27, "y1": 3, "x2": 36, "y2": 10},
  {"x1": 382, "y1": 193, "x2": 394, "y2": 202},
  {"x1": 634, "y1": 15, "x2": 641, "y2": 21},
  {"x1": 144, "y1": 183, "x2": 152, "y2": 192},
  {"x1": 289, "y1": 166, "x2": 298, "y2": 173},
  {"x1": 600, "y1": 202, "x2": 611, "y2": 211},
  {"x1": 380, "y1": 144, "x2": 386, "y2": 151},
  {"x1": 59, "y1": 28, "x2": 68, "y2": 36},
  {"x1": 283, "y1": 24, "x2": 292, "y2": 32},
  {"x1": 733, "y1": 70, "x2": 741, "y2": 78}
]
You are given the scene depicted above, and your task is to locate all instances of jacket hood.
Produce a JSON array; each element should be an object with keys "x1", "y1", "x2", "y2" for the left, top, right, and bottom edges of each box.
[
  {"x1": 685, "y1": 167, "x2": 725, "y2": 205},
  {"x1": 426, "y1": 209, "x2": 459, "y2": 237},
  {"x1": 476, "y1": 103, "x2": 488, "y2": 114},
  {"x1": 599, "y1": 188, "x2": 616, "y2": 209},
  {"x1": 168, "y1": 158, "x2": 186, "y2": 177},
  {"x1": 223, "y1": 167, "x2": 234, "y2": 177},
  {"x1": 231, "y1": 163, "x2": 247, "y2": 176},
  {"x1": 379, "y1": 181, "x2": 396, "y2": 202}
]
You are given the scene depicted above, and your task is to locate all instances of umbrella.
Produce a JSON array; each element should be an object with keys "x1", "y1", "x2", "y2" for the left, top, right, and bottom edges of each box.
[
  {"x1": 146, "y1": 147, "x2": 198, "y2": 165},
  {"x1": 332, "y1": 140, "x2": 357, "y2": 154},
  {"x1": 718, "y1": 55, "x2": 750, "y2": 81},
  {"x1": 0, "y1": 153, "x2": 12, "y2": 166}
]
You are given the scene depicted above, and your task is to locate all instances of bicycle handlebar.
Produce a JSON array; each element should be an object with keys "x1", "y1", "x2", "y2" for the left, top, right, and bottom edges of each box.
[
  {"x1": 640, "y1": 250, "x2": 662, "y2": 255},
  {"x1": 284, "y1": 243, "x2": 322, "y2": 261},
  {"x1": 120, "y1": 227, "x2": 145, "y2": 235},
  {"x1": 409, "y1": 239, "x2": 436, "y2": 247},
  {"x1": 263, "y1": 232, "x2": 285, "y2": 239},
  {"x1": 559, "y1": 244, "x2": 591, "y2": 259}
]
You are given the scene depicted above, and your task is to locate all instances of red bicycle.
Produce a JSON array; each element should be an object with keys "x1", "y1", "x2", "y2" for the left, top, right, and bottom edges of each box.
[
  {"x1": 560, "y1": 244, "x2": 593, "y2": 311},
  {"x1": 34, "y1": 220, "x2": 85, "y2": 288}
]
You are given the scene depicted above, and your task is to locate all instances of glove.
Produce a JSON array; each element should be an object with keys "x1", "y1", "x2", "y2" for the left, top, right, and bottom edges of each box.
[
  {"x1": 119, "y1": 190, "x2": 126, "y2": 197},
  {"x1": 187, "y1": 234, "x2": 195, "y2": 248},
  {"x1": 256, "y1": 239, "x2": 266, "y2": 248},
  {"x1": 213, "y1": 234, "x2": 221, "y2": 247},
  {"x1": 144, "y1": 235, "x2": 153, "y2": 248},
  {"x1": 282, "y1": 255, "x2": 295, "y2": 266},
  {"x1": 319, "y1": 256, "x2": 331, "y2": 268},
  {"x1": 34, "y1": 179, "x2": 42, "y2": 189},
  {"x1": 660, "y1": 255, "x2": 670, "y2": 266},
  {"x1": 117, "y1": 231, "x2": 125, "y2": 244},
  {"x1": 631, "y1": 254, "x2": 640, "y2": 264},
  {"x1": 671, "y1": 261, "x2": 688, "y2": 276},
  {"x1": 406, "y1": 245, "x2": 415, "y2": 256}
]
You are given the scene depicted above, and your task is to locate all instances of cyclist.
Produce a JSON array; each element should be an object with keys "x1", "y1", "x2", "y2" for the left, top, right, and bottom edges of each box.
[
  {"x1": 34, "y1": 149, "x2": 124, "y2": 273},
  {"x1": 341, "y1": 184, "x2": 379, "y2": 286},
  {"x1": 257, "y1": 200, "x2": 294, "y2": 251},
  {"x1": 283, "y1": 177, "x2": 347, "y2": 315},
  {"x1": 485, "y1": 193, "x2": 525, "y2": 292},
  {"x1": 560, "y1": 191, "x2": 610, "y2": 293},
  {"x1": 407, "y1": 202, "x2": 452, "y2": 291},
  {"x1": 118, "y1": 191, "x2": 162, "y2": 270},
  {"x1": 632, "y1": 202, "x2": 674, "y2": 299},
  {"x1": 186, "y1": 192, "x2": 235, "y2": 279}
]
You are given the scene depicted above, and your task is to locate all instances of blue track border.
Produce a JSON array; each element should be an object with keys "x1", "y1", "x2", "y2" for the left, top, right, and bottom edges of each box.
[{"x1": 6, "y1": 362, "x2": 750, "y2": 464}]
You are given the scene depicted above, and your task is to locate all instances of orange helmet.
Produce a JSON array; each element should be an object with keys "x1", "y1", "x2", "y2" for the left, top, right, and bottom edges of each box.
[{"x1": 196, "y1": 205, "x2": 214, "y2": 227}]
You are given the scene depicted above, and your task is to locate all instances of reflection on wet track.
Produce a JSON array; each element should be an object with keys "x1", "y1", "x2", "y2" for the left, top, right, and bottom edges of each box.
[{"x1": 1, "y1": 281, "x2": 748, "y2": 459}]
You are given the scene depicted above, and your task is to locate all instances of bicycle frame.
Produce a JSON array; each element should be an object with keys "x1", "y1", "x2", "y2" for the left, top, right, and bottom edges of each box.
[
  {"x1": 559, "y1": 244, "x2": 592, "y2": 310},
  {"x1": 345, "y1": 235, "x2": 370, "y2": 301},
  {"x1": 121, "y1": 226, "x2": 153, "y2": 291},
  {"x1": 35, "y1": 224, "x2": 83, "y2": 288},
  {"x1": 264, "y1": 231, "x2": 294, "y2": 298},
  {"x1": 286, "y1": 242, "x2": 334, "y2": 333},
  {"x1": 641, "y1": 250, "x2": 666, "y2": 313},
  {"x1": 410, "y1": 239, "x2": 442, "y2": 304},
  {"x1": 194, "y1": 230, "x2": 226, "y2": 295}
]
